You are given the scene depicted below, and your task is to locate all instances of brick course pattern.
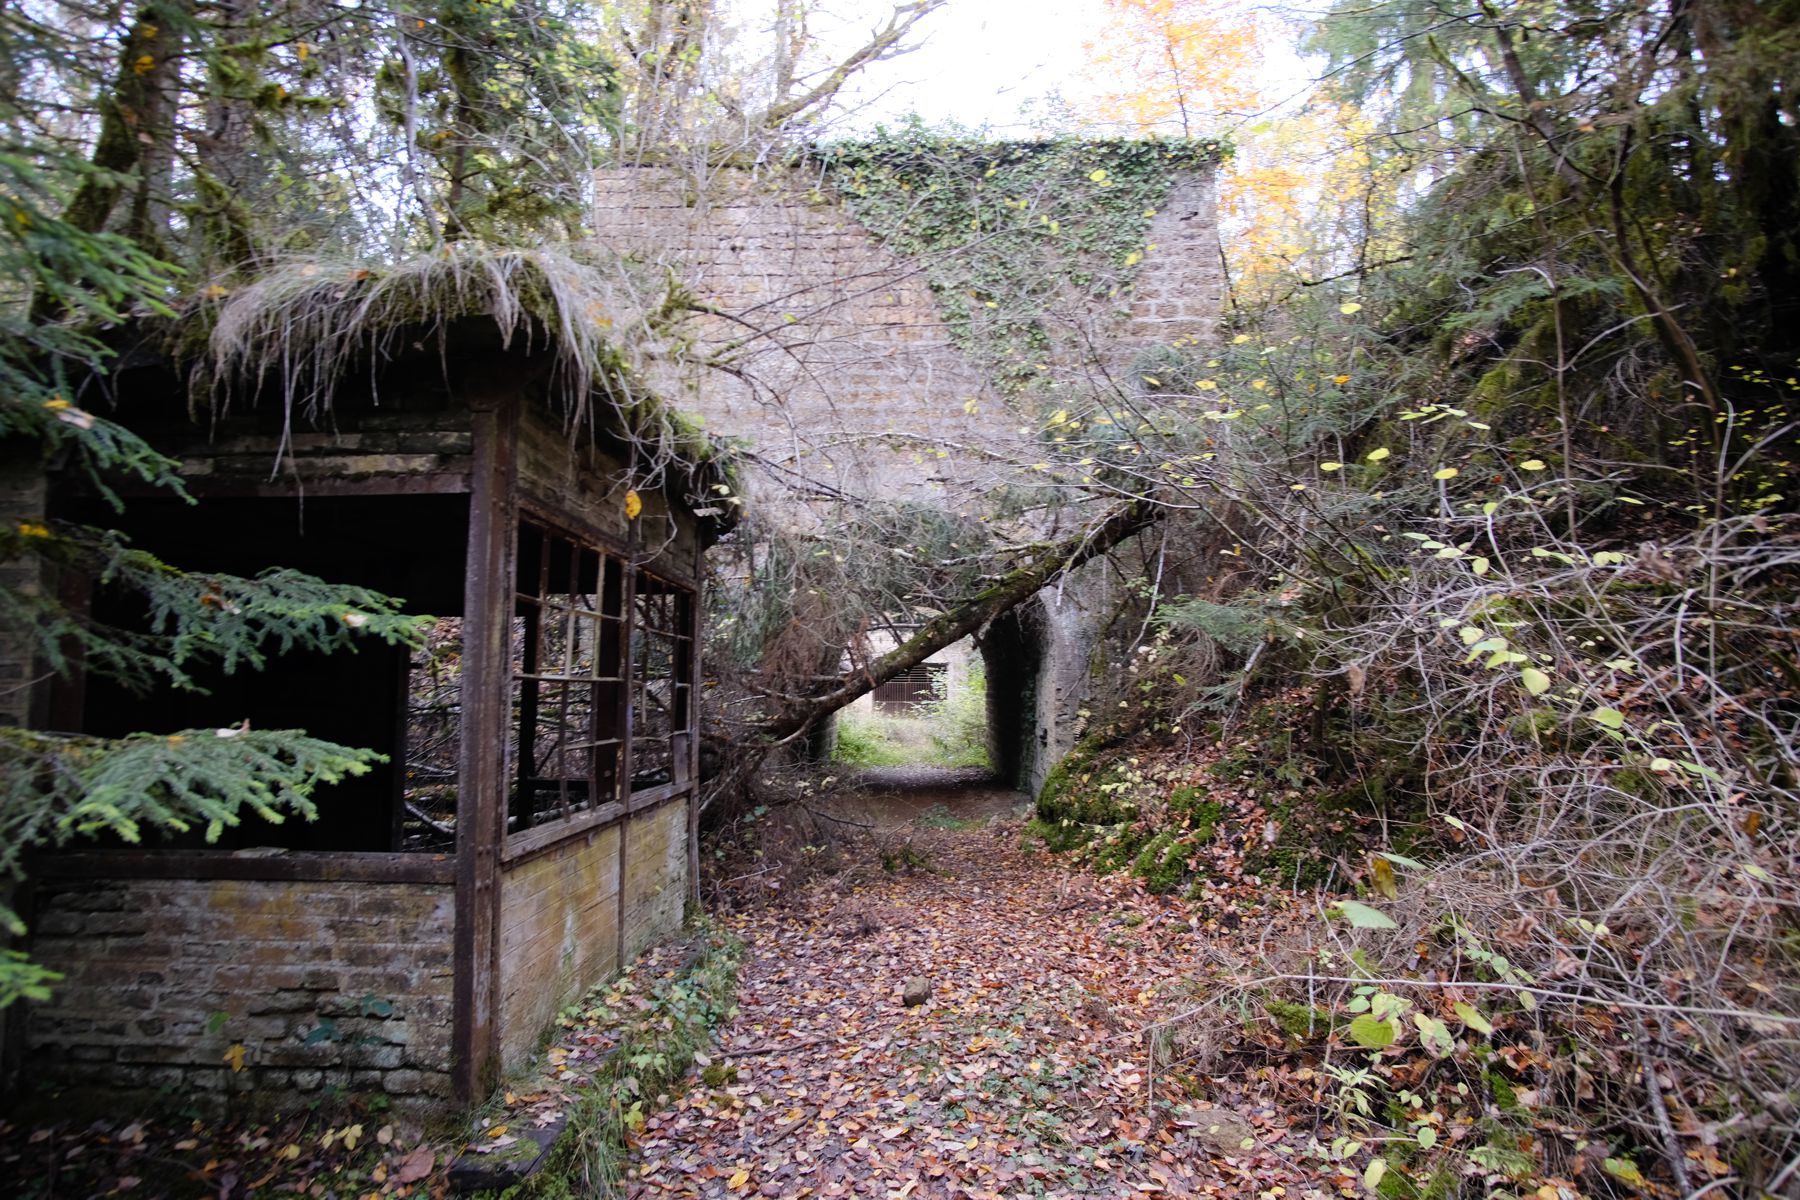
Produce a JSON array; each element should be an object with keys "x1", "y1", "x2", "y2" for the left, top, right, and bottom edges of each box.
[
  {"x1": 592, "y1": 167, "x2": 1024, "y2": 506},
  {"x1": 589, "y1": 163, "x2": 1224, "y2": 509},
  {"x1": 22, "y1": 877, "x2": 455, "y2": 1110}
]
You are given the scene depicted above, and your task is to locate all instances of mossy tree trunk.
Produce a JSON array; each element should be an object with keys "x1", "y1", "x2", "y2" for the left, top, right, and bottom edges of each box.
[{"x1": 702, "y1": 500, "x2": 1163, "y2": 812}]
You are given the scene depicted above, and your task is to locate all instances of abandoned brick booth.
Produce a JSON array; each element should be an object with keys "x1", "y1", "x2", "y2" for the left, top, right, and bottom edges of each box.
[{"x1": 4, "y1": 314, "x2": 734, "y2": 1111}]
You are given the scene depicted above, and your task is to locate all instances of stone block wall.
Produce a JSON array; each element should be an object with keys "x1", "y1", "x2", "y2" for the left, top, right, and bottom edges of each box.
[
  {"x1": 1123, "y1": 171, "x2": 1227, "y2": 357},
  {"x1": 592, "y1": 167, "x2": 1026, "y2": 507},
  {"x1": 589, "y1": 163, "x2": 1224, "y2": 508},
  {"x1": 20, "y1": 876, "x2": 456, "y2": 1110},
  {"x1": 591, "y1": 160, "x2": 1222, "y2": 793}
]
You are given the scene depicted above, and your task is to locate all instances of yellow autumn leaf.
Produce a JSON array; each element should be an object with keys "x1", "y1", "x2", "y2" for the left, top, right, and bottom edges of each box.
[
  {"x1": 1339, "y1": 302, "x2": 1363, "y2": 314},
  {"x1": 1333, "y1": 374, "x2": 1351, "y2": 384},
  {"x1": 1434, "y1": 467, "x2": 1459, "y2": 480},
  {"x1": 728, "y1": 1168, "x2": 751, "y2": 1190},
  {"x1": 1370, "y1": 856, "x2": 1398, "y2": 900},
  {"x1": 1366, "y1": 447, "x2": 1391, "y2": 462},
  {"x1": 1196, "y1": 379, "x2": 1217, "y2": 390},
  {"x1": 1319, "y1": 462, "x2": 1343, "y2": 472},
  {"x1": 1088, "y1": 168, "x2": 1109, "y2": 183},
  {"x1": 223, "y1": 1043, "x2": 247, "y2": 1072},
  {"x1": 1123, "y1": 250, "x2": 1143, "y2": 266},
  {"x1": 1232, "y1": 334, "x2": 1251, "y2": 344},
  {"x1": 1520, "y1": 459, "x2": 1547, "y2": 471},
  {"x1": 624, "y1": 489, "x2": 642, "y2": 519}
]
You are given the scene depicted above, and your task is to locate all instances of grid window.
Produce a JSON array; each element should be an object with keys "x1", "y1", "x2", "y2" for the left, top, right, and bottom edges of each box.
[
  {"x1": 508, "y1": 523, "x2": 696, "y2": 835},
  {"x1": 510, "y1": 523, "x2": 627, "y2": 829},
  {"x1": 629, "y1": 576, "x2": 693, "y2": 795}
]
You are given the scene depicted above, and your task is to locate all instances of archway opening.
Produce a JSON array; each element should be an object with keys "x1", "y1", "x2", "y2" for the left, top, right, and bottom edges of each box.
[{"x1": 830, "y1": 636, "x2": 990, "y2": 771}]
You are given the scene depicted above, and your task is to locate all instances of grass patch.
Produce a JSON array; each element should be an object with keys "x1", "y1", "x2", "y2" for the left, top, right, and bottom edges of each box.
[
  {"x1": 914, "y1": 804, "x2": 985, "y2": 831},
  {"x1": 832, "y1": 659, "x2": 991, "y2": 770},
  {"x1": 498, "y1": 926, "x2": 742, "y2": 1199}
]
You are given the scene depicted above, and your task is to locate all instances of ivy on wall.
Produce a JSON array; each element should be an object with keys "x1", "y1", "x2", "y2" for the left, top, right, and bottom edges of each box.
[{"x1": 811, "y1": 130, "x2": 1228, "y2": 397}]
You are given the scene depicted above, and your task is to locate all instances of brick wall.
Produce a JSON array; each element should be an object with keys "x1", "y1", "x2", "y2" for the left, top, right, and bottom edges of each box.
[
  {"x1": 21, "y1": 876, "x2": 455, "y2": 1111},
  {"x1": 1123, "y1": 171, "x2": 1227, "y2": 357},
  {"x1": 589, "y1": 162, "x2": 1224, "y2": 508},
  {"x1": 592, "y1": 167, "x2": 1024, "y2": 506},
  {"x1": 591, "y1": 161, "x2": 1222, "y2": 790}
]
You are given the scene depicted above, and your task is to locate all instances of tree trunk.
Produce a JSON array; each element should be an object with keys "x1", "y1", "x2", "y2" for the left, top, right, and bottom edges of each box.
[{"x1": 701, "y1": 499, "x2": 1163, "y2": 810}]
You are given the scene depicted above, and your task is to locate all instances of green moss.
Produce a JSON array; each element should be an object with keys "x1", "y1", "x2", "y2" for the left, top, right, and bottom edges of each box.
[
  {"x1": 1375, "y1": 1166, "x2": 1422, "y2": 1200},
  {"x1": 1263, "y1": 998, "x2": 1335, "y2": 1040},
  {"x1": 1131, "y1": 831, "x2": 1185, "y2": 894},
  {"x1": 1419, "y1": 1165, "x2": 1459, "y2": 1200},
  {"x1": 1485, "y1": 1069, "x2": 1520, "y2": 1112},
  {"x1": 1092, "y1": 828, "x2": 1148, "y2": 873},
  {"x1": 1034, "y1": 734, "x2": 1136, "y2": 850},
  {"x1": 1181, "y1": 796, "x2": 1222, "y2": 842}
]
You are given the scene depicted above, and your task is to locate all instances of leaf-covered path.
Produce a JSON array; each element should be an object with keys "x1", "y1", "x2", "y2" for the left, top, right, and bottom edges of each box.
[{"x1": 628, "y1": 772, "x2": 1323, "y2": 1199}]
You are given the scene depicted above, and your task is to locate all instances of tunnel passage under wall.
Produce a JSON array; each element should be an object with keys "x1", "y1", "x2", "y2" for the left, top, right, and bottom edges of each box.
[{"x1": 981, "y1": 606, "x2": 1042, "y2": 791}]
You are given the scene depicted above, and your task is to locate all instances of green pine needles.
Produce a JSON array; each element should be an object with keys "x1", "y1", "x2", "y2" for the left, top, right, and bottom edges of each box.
[{"x1": 0, "y1": 726, "x2": 385, "y2": 1006}]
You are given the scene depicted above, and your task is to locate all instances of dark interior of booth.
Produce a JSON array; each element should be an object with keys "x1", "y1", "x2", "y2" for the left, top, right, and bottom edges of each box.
[{"x1": 60, "y1": 491, "x2": 471, "y2": 854}]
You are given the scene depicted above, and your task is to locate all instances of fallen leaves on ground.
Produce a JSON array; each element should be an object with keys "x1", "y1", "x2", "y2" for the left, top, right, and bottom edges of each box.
[
  {"x1": 0, "y1": 1110, "x2": 448, "y2": 1199},
  {"x1": 629, "y1": 782, "x2": 1329, "y2": 1200}
]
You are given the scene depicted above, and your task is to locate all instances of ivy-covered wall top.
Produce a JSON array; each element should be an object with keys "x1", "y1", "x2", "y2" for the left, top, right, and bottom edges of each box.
[{"x1": 810, "y1": 132, "x2": 1230, "y2": 396}]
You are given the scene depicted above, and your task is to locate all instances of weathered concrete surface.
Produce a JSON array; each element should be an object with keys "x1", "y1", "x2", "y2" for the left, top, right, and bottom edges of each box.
[{"x1": 497, "y1": 825, "x2": 623, "y2": 1069}]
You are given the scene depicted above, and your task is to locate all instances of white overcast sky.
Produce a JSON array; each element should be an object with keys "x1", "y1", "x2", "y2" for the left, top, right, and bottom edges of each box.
[{"x1": 802, "y1": 0, "x2": 1316, "y2": 138}]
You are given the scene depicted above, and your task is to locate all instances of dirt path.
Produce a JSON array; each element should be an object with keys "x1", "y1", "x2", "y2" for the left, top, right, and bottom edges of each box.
[{"x1": 627, "y1": 771, "x2": 1323, "y2": 1200}]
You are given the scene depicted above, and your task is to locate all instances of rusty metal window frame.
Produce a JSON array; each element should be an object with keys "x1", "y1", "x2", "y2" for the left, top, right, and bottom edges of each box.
[
  {"x1": 627, "y1": 571, "x2": 694, "y2": 797},
  {"x1": 505, "y1": 521, "x2": 698, "y2": 846},
  {"x1": 508, "y1": 520, "x2": 628, "y2": 832}
]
